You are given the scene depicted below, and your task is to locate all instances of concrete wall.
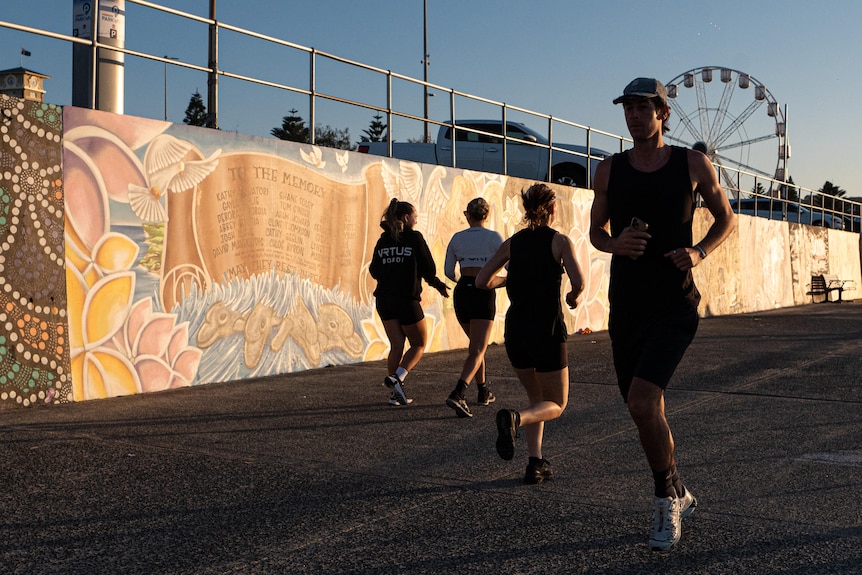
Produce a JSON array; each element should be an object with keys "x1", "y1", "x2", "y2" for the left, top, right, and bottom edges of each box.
[{"x1": 0, "y1": 95, "x2": 859, "y2": 408}]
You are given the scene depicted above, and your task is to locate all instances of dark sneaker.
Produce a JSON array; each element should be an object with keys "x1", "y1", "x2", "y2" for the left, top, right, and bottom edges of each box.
[
  {"x1": 391, "y1": 381, "x2": 410, "y2": 406},
  {"x1": 446, "y1": 396, "x2": 473, "y2": 418},
  {"x1": 495, "y1": 409, "x2": 518, "y2": 460},
  {"x1": 477, "y1": 385, "x2": 496, "y2": 406},
  {"x1": 524, "y1": 458, "x2": 553, "y2": 484},
  {"x1": 388, "y1": 391, "x2": 413, "y2": 406},
  {"x1": 383, "y1": 375, "x2": 400, "y2": 388}
]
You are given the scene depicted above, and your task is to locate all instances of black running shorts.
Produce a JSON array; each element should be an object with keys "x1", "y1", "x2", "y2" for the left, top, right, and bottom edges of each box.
[
  {"x1": 453, "y1": 277, "x2": 496, "y2": 324},
  {"x1": 504, "y1": 337, "x2": 568, "y2": 373},
  {"x1": 609, "y1": 306, "x2": 699, "y2": 401},
  {"x1": 375, "y1": 297, "x2": 424, "y2": 325}
]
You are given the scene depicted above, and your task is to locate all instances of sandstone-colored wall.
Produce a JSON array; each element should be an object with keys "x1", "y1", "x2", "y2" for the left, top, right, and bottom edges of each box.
[{"x1": 0, "y1": 95, "x2": 859, "y2": 408}]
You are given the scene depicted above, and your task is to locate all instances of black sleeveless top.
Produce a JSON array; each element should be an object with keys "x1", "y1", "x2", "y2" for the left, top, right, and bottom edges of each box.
[
  {"x1": 607, "y1": 146, "x2": 700, "y2": 317},
  {"x1": 505, "y1": 225, "x2": 567, "y2": 342}
]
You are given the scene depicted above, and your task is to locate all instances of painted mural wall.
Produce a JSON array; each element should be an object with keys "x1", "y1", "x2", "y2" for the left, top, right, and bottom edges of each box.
[
  {"x1": 55, "y1": 103, "x2": 607, "y2": 406},
  {"x1": 0, "y1": 96, "x2": 70, "y2": 407},
  {"x1": 0, "y1": 95, "x2": 859, "y2": 408}
]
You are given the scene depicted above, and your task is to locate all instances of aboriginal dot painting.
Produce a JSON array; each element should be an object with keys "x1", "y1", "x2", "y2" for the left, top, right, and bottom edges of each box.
[{"x1": 0, "y1": 95, "x2": 71, "y2": 407}]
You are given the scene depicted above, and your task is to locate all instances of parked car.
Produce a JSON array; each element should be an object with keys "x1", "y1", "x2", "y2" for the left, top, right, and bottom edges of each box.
[
  {"x1": 357, "y1": 120, "x2": 610, "y2": 188},
  {"x1": 729, "y1": 198, "x2": 844, "y2": 230},
  {"x1": 843, "y1": 207, "x2": 861, "y2": 232}
]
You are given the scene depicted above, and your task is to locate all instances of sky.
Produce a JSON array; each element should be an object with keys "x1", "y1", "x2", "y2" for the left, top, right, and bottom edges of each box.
[{"x1": 2, "y1": 0, "x2": 862, "y2": 198}]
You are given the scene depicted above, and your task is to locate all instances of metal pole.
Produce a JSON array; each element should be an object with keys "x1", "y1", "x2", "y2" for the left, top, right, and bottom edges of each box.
[
  {"x1": 206, "y1": 0, "x2": 219, "y2": 129},
  {"x1": 90, "y1": 1, "x2": 98, "y2": 109},
  {"x1": 423, "y1": 0, "x2": 429, "y2": 142},
  {"x1": 387, "y1": 73, "x2": 393, "y2": 157},
  {"x1": 309, "y1": 49, "x2": 316, "y2": 144},
  {"x1": 449, "y1": 89, "x2": 456, "y2": 167},
  {"x1": 783, "y1": 104, "x2": 789, "y2": 183},
  {"x1": 163, "y1": 56, "x2": 178, "y2": 121}
]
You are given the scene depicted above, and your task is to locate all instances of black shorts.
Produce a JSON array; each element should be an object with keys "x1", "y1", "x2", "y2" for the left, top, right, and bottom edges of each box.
[
  {"x1": 375, "y1": 297, "x2": 424, "y2": 325},
  {"x1": 504, "y1": 336, "x2": 568, "y2": 373},
  {"x1": 453, "y1": 277, "x2": 496, "y2": 324},
  {"x1": 609, "y1": 306, "x2": 698, "y2": 401}
]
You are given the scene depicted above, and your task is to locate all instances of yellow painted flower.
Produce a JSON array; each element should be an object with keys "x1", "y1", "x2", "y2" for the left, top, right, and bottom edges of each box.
[
  {"x1": 63, "y1": 115, "x2": 202, "y2": 400},
  {"x1": 360, "y1": 316, "x2": 389, "y2": 362},
  {"x1": 67, "y1": 268, "x2": 141, "y2": 400}
]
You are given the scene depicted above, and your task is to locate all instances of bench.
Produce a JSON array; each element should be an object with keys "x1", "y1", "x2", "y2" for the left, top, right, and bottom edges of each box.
[{"x1": 806, "y1": 274, "x2": 856, "y2": 303}]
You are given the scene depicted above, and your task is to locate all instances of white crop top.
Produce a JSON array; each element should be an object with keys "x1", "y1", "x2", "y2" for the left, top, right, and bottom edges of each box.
[{"x1": 444, "y1": 226, "x2": 504, "y2": 281}]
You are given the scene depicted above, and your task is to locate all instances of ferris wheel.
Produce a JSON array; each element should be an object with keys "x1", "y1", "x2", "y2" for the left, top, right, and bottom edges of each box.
[{"x1": 664, "y1": 67, "x2": 788, "y2": 192}]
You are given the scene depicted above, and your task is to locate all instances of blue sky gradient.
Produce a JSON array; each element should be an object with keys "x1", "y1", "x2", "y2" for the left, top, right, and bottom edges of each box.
[{"x1": 3, "y1": 0, "x2": 861, "y2": 197}]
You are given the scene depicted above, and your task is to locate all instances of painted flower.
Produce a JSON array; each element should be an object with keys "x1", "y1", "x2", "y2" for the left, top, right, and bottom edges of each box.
[
  {"x1": 360, "y1": 315, "x2": 388, "y2": 362},
  {"x1": 63, "y1": 113, "x2": 203, "y2": 400},
  {"x1": 65, "y1": 230, "x2": 140, "y2": 289},
  {"x1": 501, "y1": 193, "x2": 524, "y2": 235},
  {"x1": 67, "y1": 267, "x2": 141, "y2": 400},
  {"x1": 108, "y1": 298, "x2": 202, "y2": 392}
]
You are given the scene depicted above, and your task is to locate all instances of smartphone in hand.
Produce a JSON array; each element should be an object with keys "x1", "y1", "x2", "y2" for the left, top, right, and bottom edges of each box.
[{"x1": 631, "y1": 217, "x2": 649, "y2": 232}]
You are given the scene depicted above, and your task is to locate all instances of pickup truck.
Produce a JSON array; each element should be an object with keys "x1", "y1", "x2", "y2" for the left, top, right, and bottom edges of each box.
[{"x1": 356, "y1": 120, "x2": 610, "y2": 188}]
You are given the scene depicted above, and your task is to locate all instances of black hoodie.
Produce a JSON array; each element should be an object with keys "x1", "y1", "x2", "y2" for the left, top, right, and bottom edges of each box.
[{"x1": 370, "y1": 227, "x2": 444, "y2": 301}]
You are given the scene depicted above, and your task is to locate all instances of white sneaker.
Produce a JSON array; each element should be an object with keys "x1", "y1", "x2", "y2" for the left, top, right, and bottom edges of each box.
[
  {"x1": 649, "y1": 495, "x2": 681, "y2": 551},
  {"x1": 679, "y1": 486, "x2": 698, "y2": 519},
  {"x1": 649, "y1": 485, "x2": 697, "y2": 551}
]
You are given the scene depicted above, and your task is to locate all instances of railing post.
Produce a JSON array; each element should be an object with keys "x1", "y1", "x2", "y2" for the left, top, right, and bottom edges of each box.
[
  {"x1": 585, "y1": 126, "x2": 593, "y2": 189},
  {"x1": 386, "y1": 72, "x2": 393, "y2": 157},
  {"x1": 546, "y1": 117, "x2": 554, "y2": 184},
  {"x1": 449, "y1": 91, "x2": 456, "y2": 168},
  {"x1": 206, "y1": 0, "x2": 219, "y2": 129},
  {"x1": 309, "y1": 49, "x2": 316, "y2": 144},
  {"x1": 501, "y1": 105, "x2": 507, "y2": 176}
]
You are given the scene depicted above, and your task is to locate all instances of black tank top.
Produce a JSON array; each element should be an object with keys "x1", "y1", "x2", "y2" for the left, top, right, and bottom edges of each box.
[
  {"x1": 505, "y1": 226, "x2": 566, "y2": 341},
  {"x1": 607, "y1": 146, "x2": 700, "y2": 316}
]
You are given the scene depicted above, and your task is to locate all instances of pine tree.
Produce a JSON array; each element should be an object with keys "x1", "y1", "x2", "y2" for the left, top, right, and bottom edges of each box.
[
  {"x1": 271, "y1": 109, "x2": 310, "y2": 143},
  {"x1": 360, "y1": 114, "x2": 388, "y2": 142},
  {"x1": 183, "y1": 90, "x2": 208, "y2": 126},
  {"x1": 778, "y1": 175, "x2": 800, "y2": 202}
]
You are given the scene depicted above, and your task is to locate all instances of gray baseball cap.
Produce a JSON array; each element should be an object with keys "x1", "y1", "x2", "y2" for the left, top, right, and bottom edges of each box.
[{"x1": 613, "y1": 77, "x2": 668, "y2": 105}]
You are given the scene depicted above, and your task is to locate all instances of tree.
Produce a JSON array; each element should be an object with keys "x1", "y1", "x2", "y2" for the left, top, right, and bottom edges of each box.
[
  {"x1": 183, "y1": 90, "x2": 208, "y2": 126},
  {"x1": 778, "y1": 175, "x2": 800, "y2": 203},
  {"x1": 272, "y1": 109, "x2": 310, "y2": 143},
  {"x1": 271, "y1": 110, "x2": 353, "y2": 149},
  {"x1": 747, "y1": 182, "x2": 768, "y2": 198},
  {"x1": 360, "y1": 114, "x2": 388, "y2": 142},
  {"x1": 815, "y1": 180, "x2": 847, "y2": 212},
  {"x1": 315, "y1": 124, "x2": 354, "y2": 150}
]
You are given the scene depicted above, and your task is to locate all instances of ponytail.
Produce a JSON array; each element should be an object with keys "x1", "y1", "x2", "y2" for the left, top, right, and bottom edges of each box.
[
  {"x1": 521, "y1": 183, "x2": 556, "y2": 229},
  {"x1": 380, "y1": 198, "x2": 415, "y2": 241}
]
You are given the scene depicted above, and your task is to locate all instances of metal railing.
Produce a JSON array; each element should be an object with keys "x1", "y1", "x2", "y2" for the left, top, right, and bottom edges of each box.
[{"x1": 1, "y1": 1, "x2": 859, "y2": 227}]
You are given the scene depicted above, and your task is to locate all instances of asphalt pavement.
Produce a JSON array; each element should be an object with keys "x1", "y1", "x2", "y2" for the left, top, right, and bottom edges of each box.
[{"x1": 2, "y1": 303, "x2": 861, "y2": 574}]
